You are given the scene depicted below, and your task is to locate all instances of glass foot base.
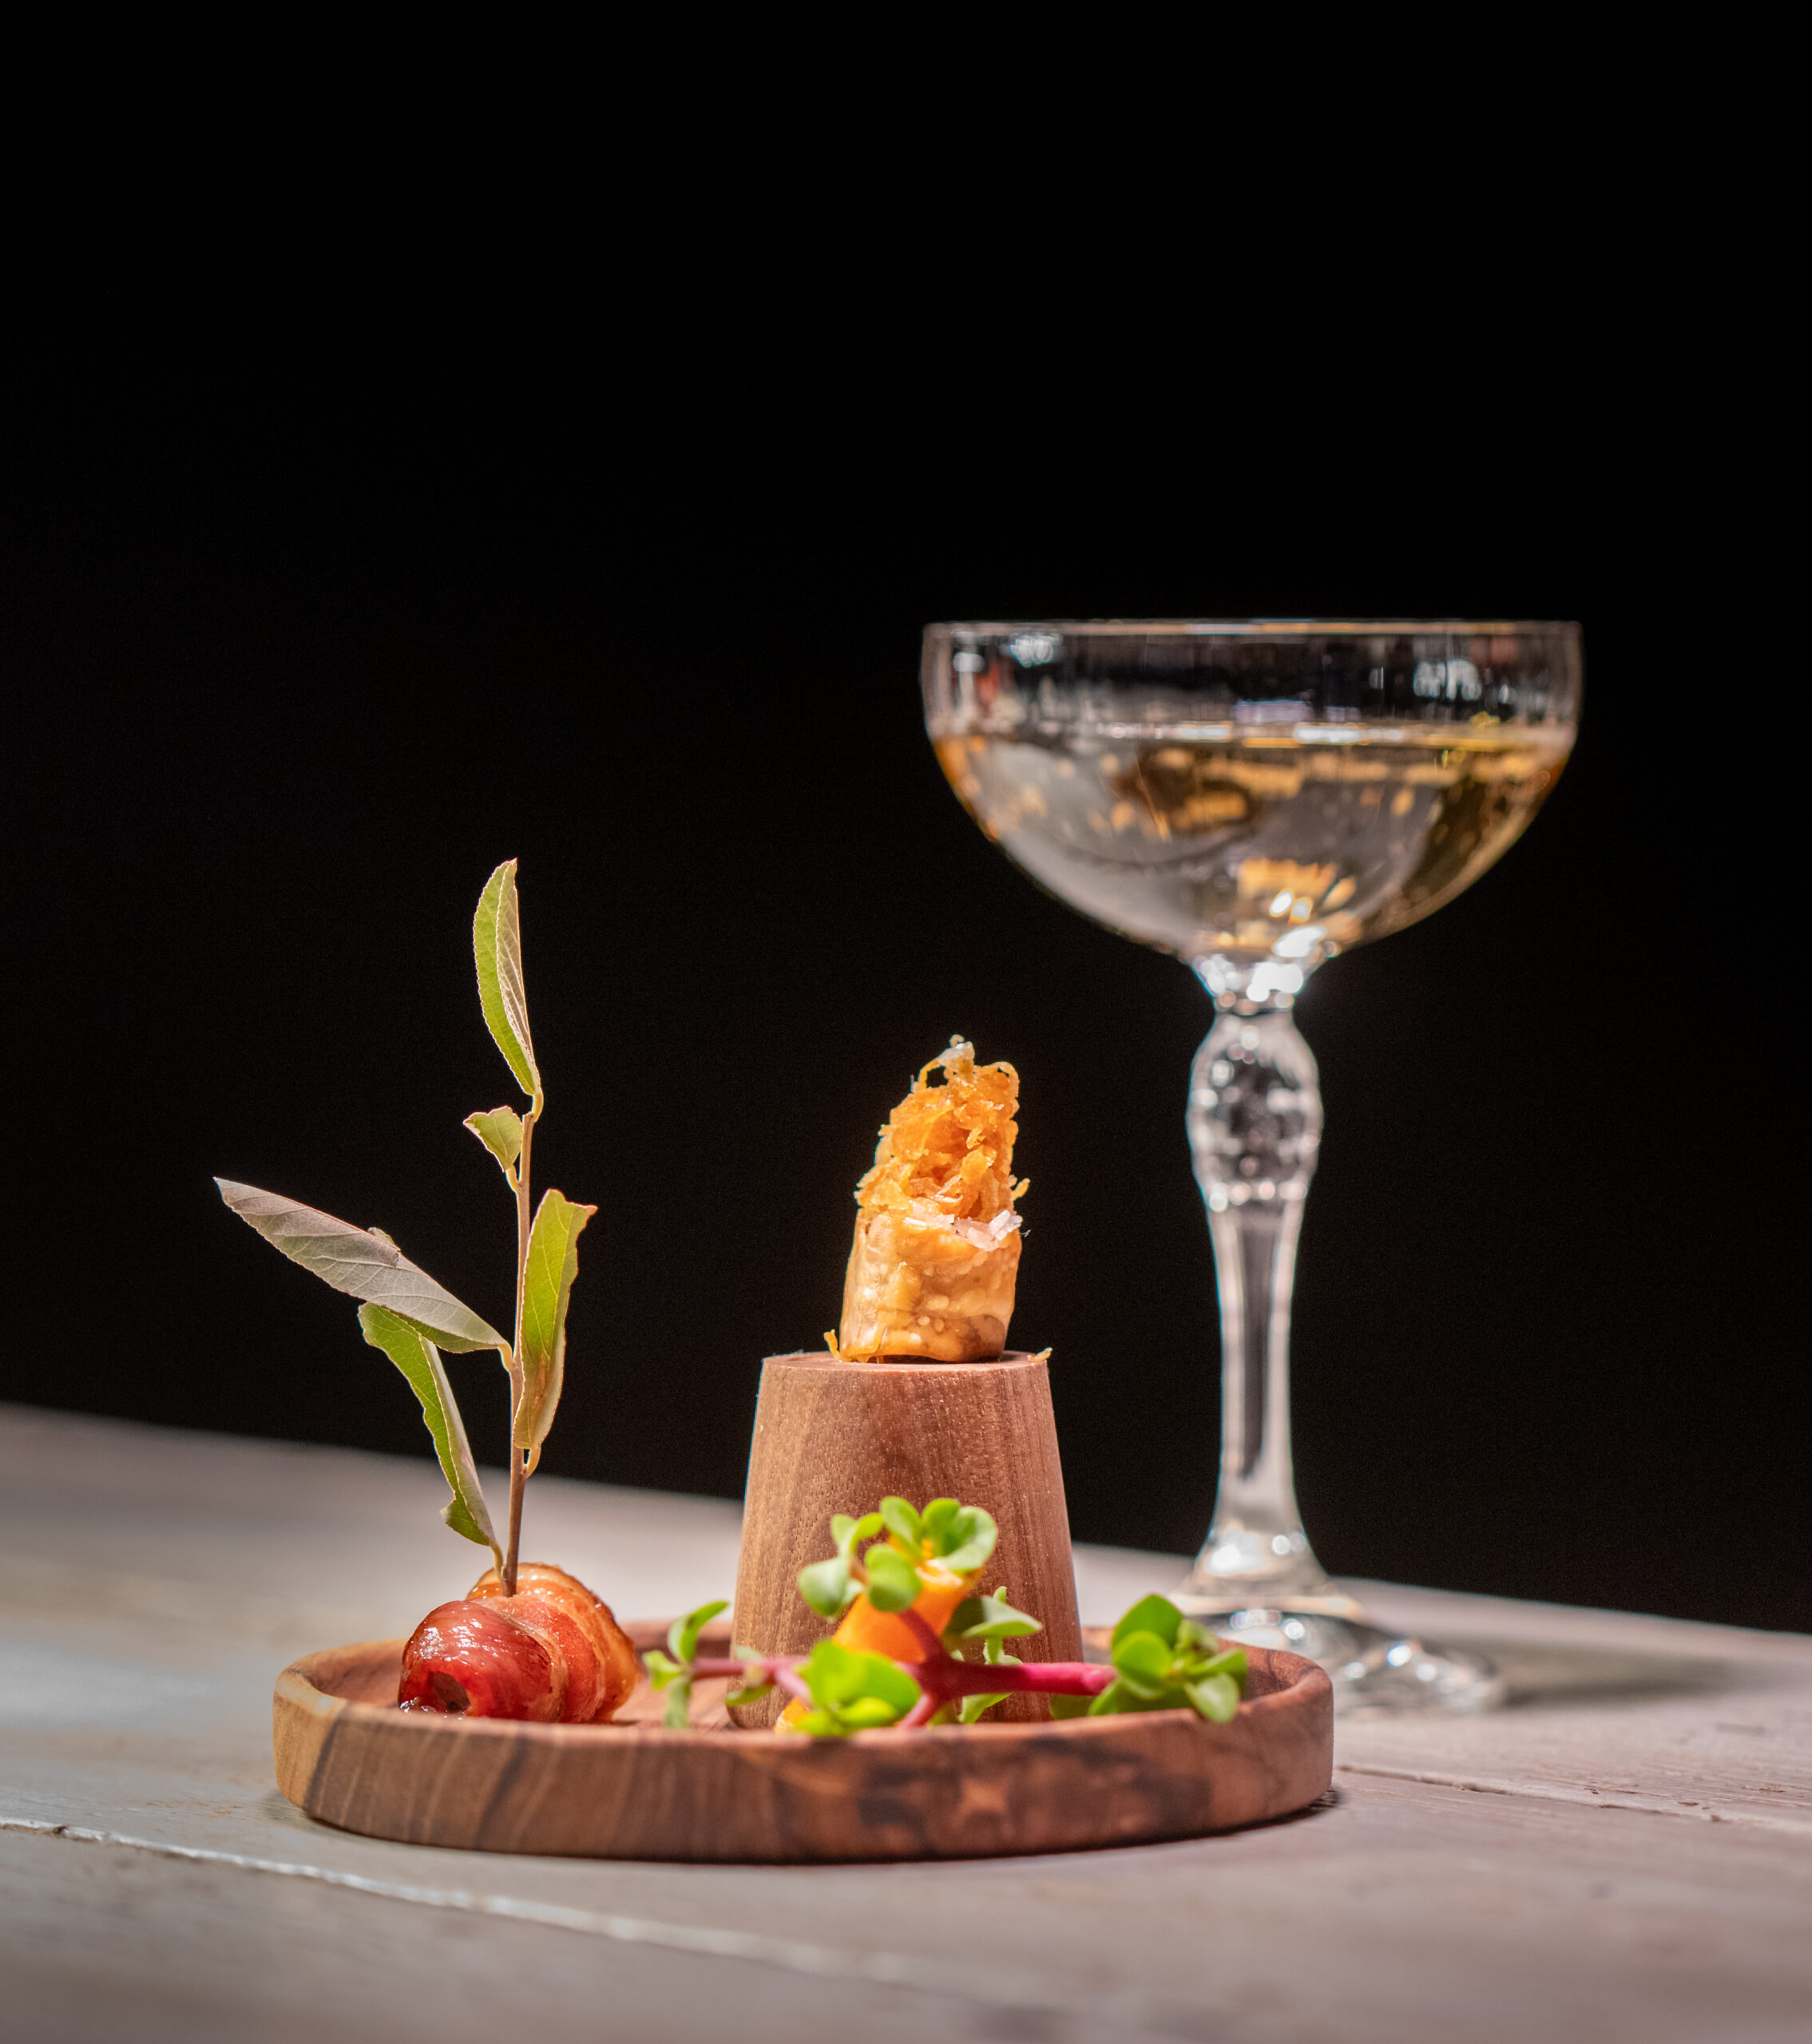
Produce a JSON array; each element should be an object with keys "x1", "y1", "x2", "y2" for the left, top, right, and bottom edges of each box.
[{"x1": 1175, "y1": 1602, "x2": 1505, "y2": 1716}]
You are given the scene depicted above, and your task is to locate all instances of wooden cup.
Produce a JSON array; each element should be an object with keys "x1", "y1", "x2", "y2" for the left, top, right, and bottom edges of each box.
[{"x1": 732, "y1": 1349, "x2": 1083, "y2": 1724}]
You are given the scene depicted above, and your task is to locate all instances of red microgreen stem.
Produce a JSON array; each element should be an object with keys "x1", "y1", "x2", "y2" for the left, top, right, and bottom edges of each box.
[{"x1": 690, "y1": 1654, "x2": 1116, "y2": 1719}]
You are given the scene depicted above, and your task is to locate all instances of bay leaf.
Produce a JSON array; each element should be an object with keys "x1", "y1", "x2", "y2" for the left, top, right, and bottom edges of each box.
[
  {"x1": 515, "y1": 1187, "x2": 596, "y2": 1452},
  {"x1": 474, "y1": 859, "x2": 539, "y2": 1101},
  {"x1": 215, "y1": 1178, "x2": 506, "y2": 1352},
  {"x1": 463, "y1": 1106, "x2": 525, "y2": 1173},
  {"x1": 358, "y1": 1302, "x2": 499, "y2": 1563}
]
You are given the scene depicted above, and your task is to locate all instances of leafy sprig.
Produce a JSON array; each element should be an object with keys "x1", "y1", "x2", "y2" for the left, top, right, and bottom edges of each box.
[
  {"x1": 217, "y1": 860, "x2": 593, "y2": 1592},
  {"x1": 798, "y1": 1497, "x2": 999, "y2": 1619},
  {"x1": 655, "y1": 1503, "x2": 1251, "y2": 1737},
  {"x1": 1057, "y1": 1594, "x2": 1247, "y2": 1725}
]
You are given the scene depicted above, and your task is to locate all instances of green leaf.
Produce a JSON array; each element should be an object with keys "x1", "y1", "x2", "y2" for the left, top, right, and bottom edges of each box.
[
  {"x1": 1110, "y1": 1630, "x2": 1175, "y2": 1697},
  {"x1": 668, "y1": 1600, "x2": 728, "y2": 1666},
  {"x1": 798, "y1": 1555, "x2": 857, "y2": 1618},
  {"x1": 724, "y1": 1678, "x2": 774, "y2": 1708},
  {"x1": 1200, "y1": 1646, "x2": 1247, "y2": 1684},
  {"x1": 790, "y1": 1709, "x2": 846, "y2": 1737},
  {"x1": 463, "y1": 1107, "x2": 525, "y2": 1174},
  {"x1": 1088, "y1": 1678, "x2": 1157, "y2": 1716},
  {"x1": 941, "y1": 1506, "x2": 998, "y2": 1574},
  {"x1": 1111, "y1": 1594, "x2": 1184, "y2": 1653},
  {"x1": 218, "y1": 1181, "x2": 506, "y2": 1352},
  {"x1": 921, "y1": 1498, "x2": 960, "y2": 1545},
  {"x1": 663, "y1": 1677, "x2": 694, "y2": 1729},
  {"x1": 1049, "y1": 1693, "x2": 1091, "y2": 1720},
  {"x1": 831, "y1": 1511, "x2": 883, "y2": 1559},
  {"x1": 946, "y1": 1590, "x2": 1042, "y2": 1644},
  {"x1": 515, "y1": 1189, "x2": 597, "y2": 1453},
  {"x1": 959, "y1": 1690, "x2": 1008, "y2": 1723},
  {"x1": 862, "y1": 1543, "x2": 921, "y2": 1613},
  {"x1": 878, "y1": 1496, "x2": 924, "y2": 1549},
  {"x1": 1186, "y1": 1673, "x2": 1241, "y2": 1724},
  {"x1": 643, "y1": 1650, "x2": 684, "y2": 1689},
  {"x1": 799, "y1": 1639, "x2": 919, "y2": 1724},
  {"x1": 474, "y1": 858, "x2": 539, "y2": 1101},
  {"x1": 357, "y1": 1303, "x2": 498, "y2": 1563},
  {"x1": 838, "y1": 1696, "x2": 907, "y2": 1729}
]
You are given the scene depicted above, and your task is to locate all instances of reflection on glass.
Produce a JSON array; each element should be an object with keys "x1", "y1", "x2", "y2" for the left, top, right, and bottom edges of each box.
[{"x1": 924, "y1": 621, "x2": 1581, "y2": 1713}]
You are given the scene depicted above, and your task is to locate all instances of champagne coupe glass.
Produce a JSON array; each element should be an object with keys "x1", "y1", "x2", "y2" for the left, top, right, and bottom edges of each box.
[{"x1": 924, "y1": 620, "x2": 1581, "y2": 1713}]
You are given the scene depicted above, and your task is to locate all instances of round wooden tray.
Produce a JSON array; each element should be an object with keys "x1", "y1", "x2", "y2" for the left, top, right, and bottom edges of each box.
[{"x1": 274, "y1": 1620, "x2": 1333, "y2": 1862}]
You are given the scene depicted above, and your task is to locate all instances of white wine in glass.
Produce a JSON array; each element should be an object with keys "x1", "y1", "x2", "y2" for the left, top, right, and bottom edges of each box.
[{"x1": 924, "y1": 620, "x2": 1581, "y2": 1713}]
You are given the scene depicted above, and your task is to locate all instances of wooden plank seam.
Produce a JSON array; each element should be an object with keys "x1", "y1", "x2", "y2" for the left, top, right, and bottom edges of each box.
[{"x1": 1333, "y1": 1763, "x2": 1812, "y2": 1837}]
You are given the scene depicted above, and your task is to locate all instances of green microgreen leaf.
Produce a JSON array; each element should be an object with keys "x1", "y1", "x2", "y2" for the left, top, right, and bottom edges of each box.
[
  {"x1": 941, "y1": 1505, "x2": 998, "y2": 1574},
  {"x1": 791, "y1": 1709, "x2": 843, "y2": 1737},
  {"x1": 946, "y1": 1590, "x2": 1042, "y2": 1645},
  {"x1": 1187, "y1": 1673, "x2": 1241, "y2": 1723},
  {"x1": 663, "y1": 1678, "x2": 694, "y2": 1729},
  {"x1": 831, "y1": 1511, "x2": 883, "y2": 1559},
  {"x1": 798, "y1": 1555, "x2": 858, "y2": 1618},
  {"x1": 724, "y1": 1678, "x2": 774, "y2": 1708},
  {"x1": 668, "y1": 1599, "x2": 729, "y2": 1666},
  {"x1": 878, "y1": 1497, "x2": 924, "y2": 1549},
  {"x1": 217, "y1": 1181, "x2": 507, "y2": 1352},
  {"x1": 862, "y1": 1543, "x2": 922, "y2": 1613},
  {"x1": 356, "y1": 1303, "x2": 498, "y2": 1567},
  {"x1": 473, "y1": 858, "x2": 539, "y2": 1102},
  {"x1": 644, "y1": 1650, "x2": 684, "y2": 1689},
  {"x1": 1111, "y1": 1594, "x2": 1185, "y2": 1653},
  {"x1": 515, "y1": 1188, "x2": 596, "y2": 1454},
  {"x1": 921, "y1": 1498, "x2": 960, "y2": 1544},
  {"x1": 1110, "y1": 1630, "x2": 1176, "y2": 1697},
  {"x1": 1049, "y1": 1693, "x2": 1091, "y2": 1719},
  {"x1": 463, "y1": 1107, "x2": 525, "y2": 1174},
  {"x1": 794, "y1": 1639, "x2": 920, "y2": 1734},
  {"x1": 1087, "y1": 1678, "x2": 1147, "y2": 1715}
]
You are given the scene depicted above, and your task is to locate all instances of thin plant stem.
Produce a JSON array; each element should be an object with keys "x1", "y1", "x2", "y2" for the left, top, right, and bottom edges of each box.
[{"x1": 504, "y1": 1100, "x2": 539, "y2": 1594}]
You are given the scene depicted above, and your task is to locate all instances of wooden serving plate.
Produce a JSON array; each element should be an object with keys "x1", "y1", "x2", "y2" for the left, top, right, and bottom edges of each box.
[{"x1": 274, "y1": 1621, "x2": 1333, "y2": 1862}]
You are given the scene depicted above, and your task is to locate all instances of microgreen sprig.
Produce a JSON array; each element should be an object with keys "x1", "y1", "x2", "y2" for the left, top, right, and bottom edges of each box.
[
  {"x1": 660, "y1": 1503, "x2": 1249, "y2": 1737},
  {"x1": 798, "y1": 1497, "x2": 1000, "y2": 1619}
]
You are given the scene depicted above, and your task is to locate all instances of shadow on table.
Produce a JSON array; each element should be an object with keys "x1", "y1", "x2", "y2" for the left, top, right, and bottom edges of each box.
[{"x1": 1454, "y1": 1639, "x2": 1736, "y2": 1709}]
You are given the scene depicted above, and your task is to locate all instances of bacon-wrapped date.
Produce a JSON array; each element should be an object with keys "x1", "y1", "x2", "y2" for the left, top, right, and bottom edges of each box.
[{"x1": 397, "y1": 1562, "x2": 639, "y2": 1722}]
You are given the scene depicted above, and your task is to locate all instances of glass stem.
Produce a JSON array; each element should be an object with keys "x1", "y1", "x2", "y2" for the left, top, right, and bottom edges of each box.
[{"x1": 1178, "y1": 1000, "x2": 1357, "y2": 1616}]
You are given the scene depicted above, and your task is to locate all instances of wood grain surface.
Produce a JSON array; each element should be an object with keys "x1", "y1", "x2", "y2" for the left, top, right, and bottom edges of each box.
[
  {"x1": 733, "y1": 1349, "x2": 1082, "y2": 1724},
  {"x1": 272, "y1": 1621, "x2": 1332, "y2": 1861},
  {"x1": 14, "y1": 1408, "x2": 1812, "y2": 2044}
]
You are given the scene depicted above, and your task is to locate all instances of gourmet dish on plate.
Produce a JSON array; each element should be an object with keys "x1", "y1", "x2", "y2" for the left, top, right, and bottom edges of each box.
[{"x1": 220, "y1": 863, "x2": 1251, "y2": 1739}]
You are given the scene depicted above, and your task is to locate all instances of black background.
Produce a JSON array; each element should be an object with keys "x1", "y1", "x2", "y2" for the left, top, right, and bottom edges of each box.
[{"x1": 4, "y1": 122, "x2": 1801, "y2": 1630}]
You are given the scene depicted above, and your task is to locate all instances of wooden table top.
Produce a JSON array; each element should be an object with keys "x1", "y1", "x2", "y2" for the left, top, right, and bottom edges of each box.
[{"x1": 3, "y1": 1403, "x2": 1808, "y2": 2044}]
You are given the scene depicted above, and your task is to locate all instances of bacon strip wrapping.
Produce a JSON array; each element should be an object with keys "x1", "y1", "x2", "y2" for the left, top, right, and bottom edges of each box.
[
  {"x1": 397, "y1": 1562, "x2": 639, "y2": 1722},
  {"x1": 839, "y1": 1039, "x2": 1026, "y2": 1362}
]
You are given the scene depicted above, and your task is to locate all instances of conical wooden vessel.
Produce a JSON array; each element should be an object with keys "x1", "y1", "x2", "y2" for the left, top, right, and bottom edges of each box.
[{"x1": 732, "y1": 1349, "x2": 1083, "y2": 1724}]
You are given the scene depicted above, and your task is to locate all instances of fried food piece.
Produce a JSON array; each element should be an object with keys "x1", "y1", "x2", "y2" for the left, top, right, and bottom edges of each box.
[
  {"x1": 838, "y1": 1039, "x2": 1027, "y2": 1361},
  {"x1": 397, "y1": 1561, "x2": 639, "y2": 1722}
]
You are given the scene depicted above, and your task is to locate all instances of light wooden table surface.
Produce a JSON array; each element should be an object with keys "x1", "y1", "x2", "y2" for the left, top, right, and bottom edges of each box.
[{"x1": 3, "y1": 1404, "x2": 1808, "y2": 2044}]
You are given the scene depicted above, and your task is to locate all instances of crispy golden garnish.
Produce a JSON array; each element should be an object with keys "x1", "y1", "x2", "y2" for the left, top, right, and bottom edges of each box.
[{"x1": 838, "y1": 1039, "x2": 1028, "y2": 1362}]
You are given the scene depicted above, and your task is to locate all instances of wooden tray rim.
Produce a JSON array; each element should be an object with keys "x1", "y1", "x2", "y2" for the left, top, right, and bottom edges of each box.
[{"x1": 277, "y1": 1623, "x2": 1331, "y2": 1756}]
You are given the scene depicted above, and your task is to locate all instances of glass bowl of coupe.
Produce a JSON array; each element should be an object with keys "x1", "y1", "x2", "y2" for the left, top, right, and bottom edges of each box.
[{"x1": 924, "y1": 620, "x2": 1581, "y2": 1713}]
